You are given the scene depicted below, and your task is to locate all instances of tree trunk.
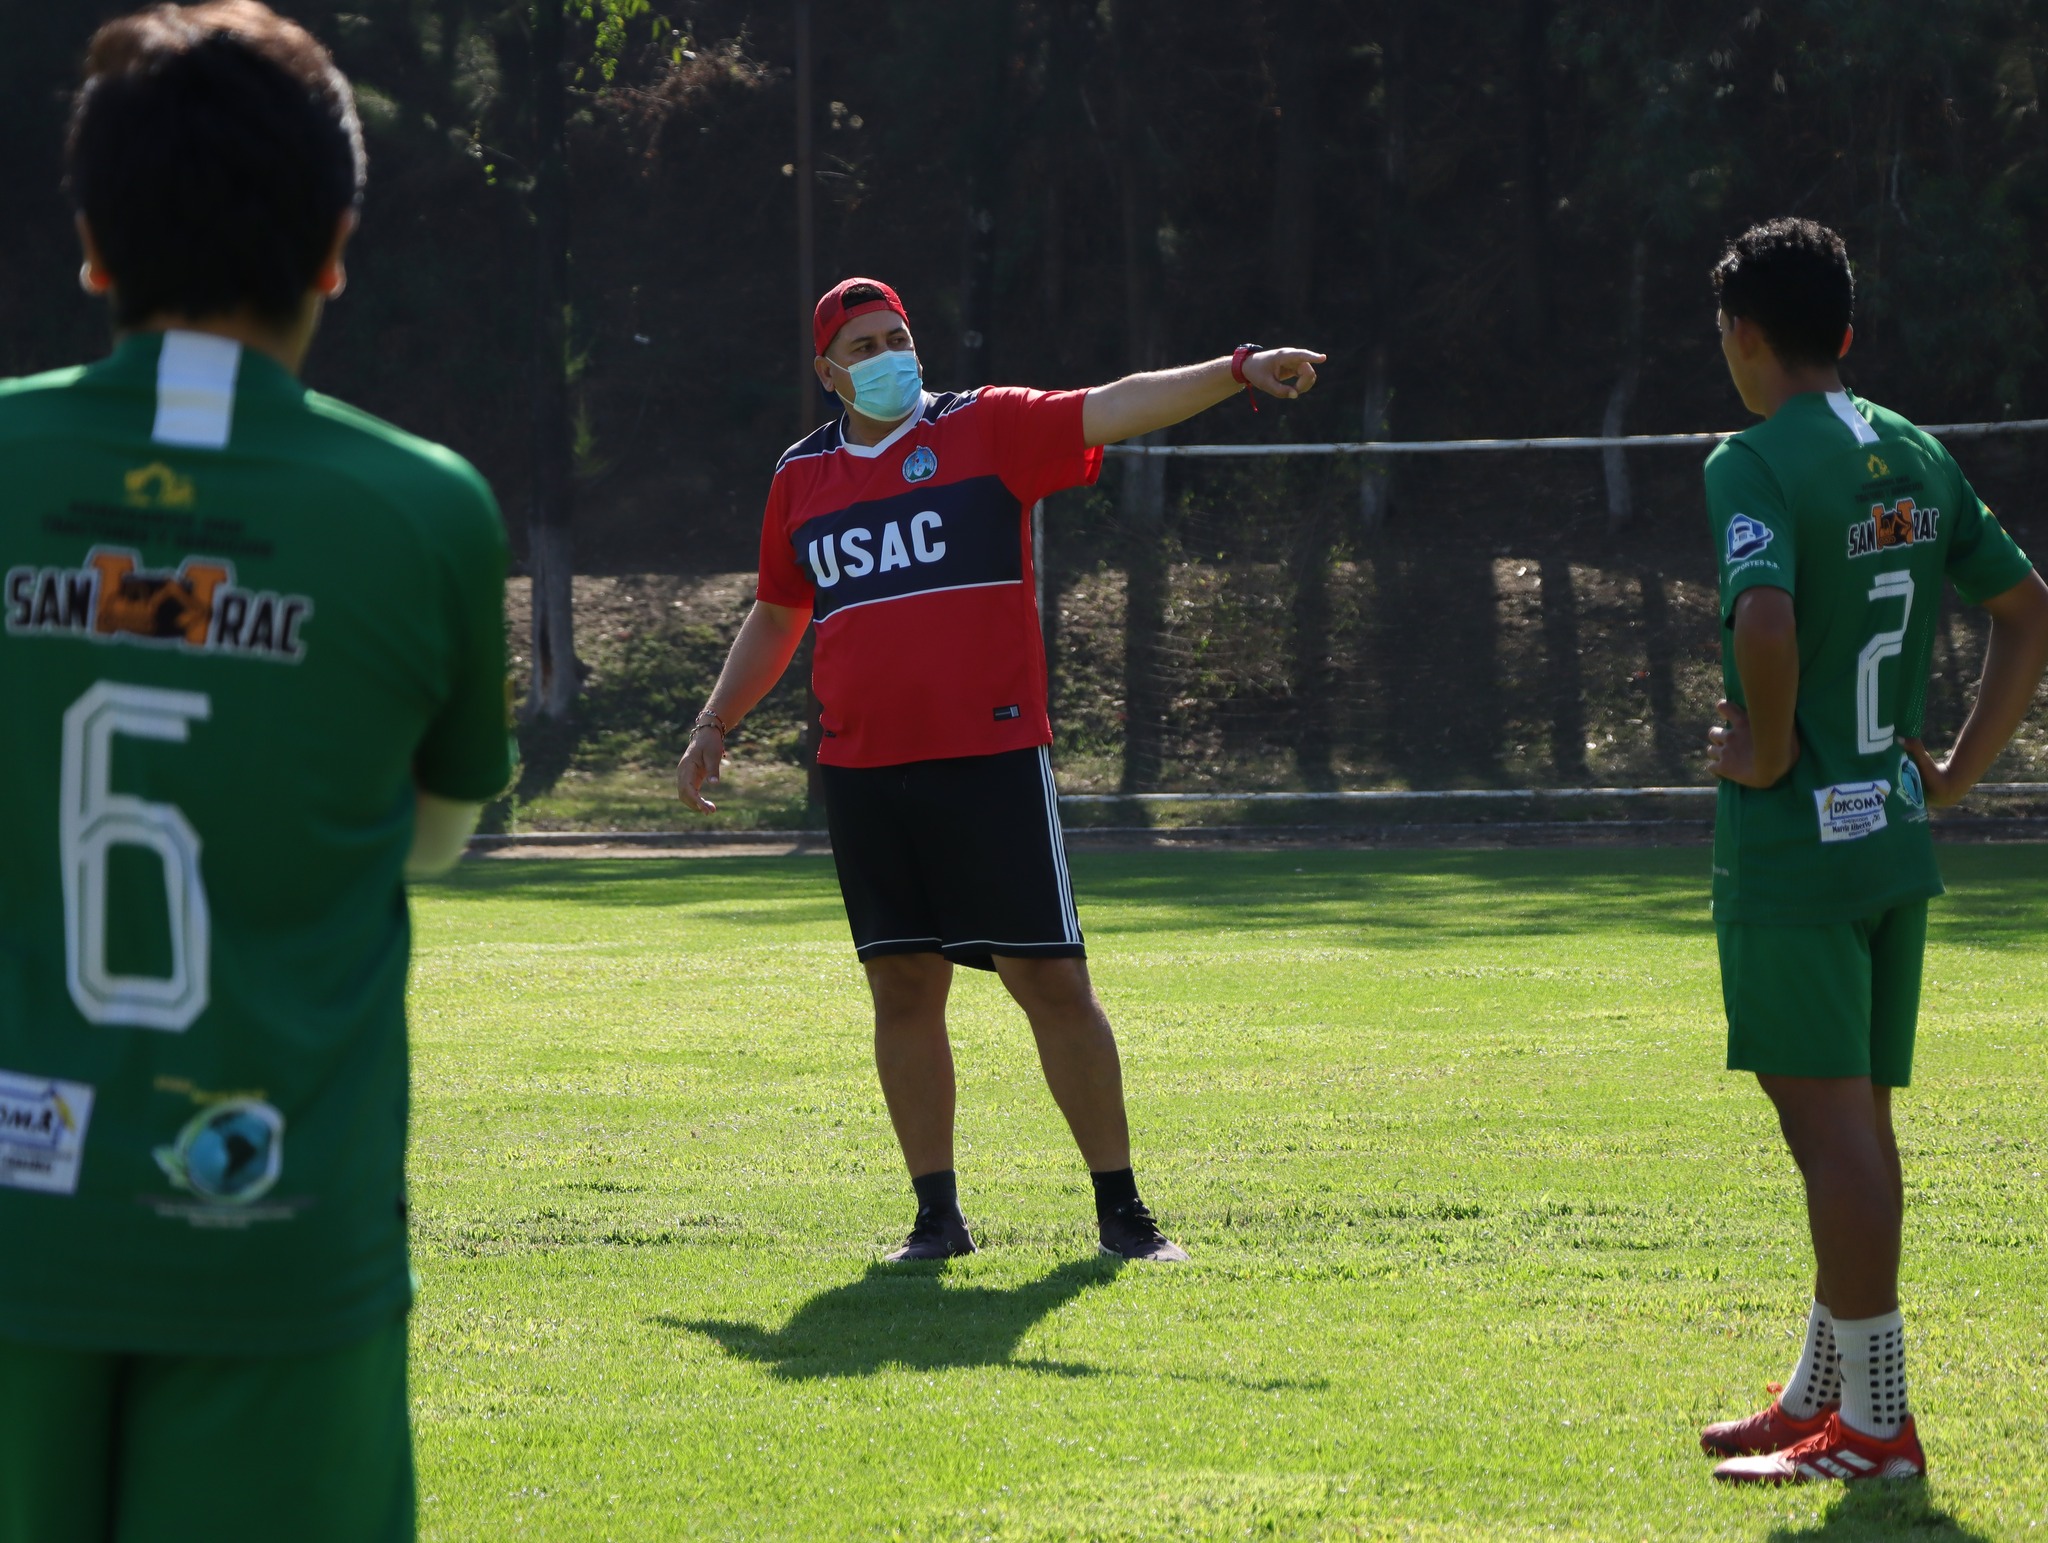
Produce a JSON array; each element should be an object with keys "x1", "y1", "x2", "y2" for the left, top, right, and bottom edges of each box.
[
  {"x1": 1119, "y1": 438, "x2": 1168, "y2": 794},
  {"x1": 525, "y1": 0, "x2": 577, "y2": 722},
  {"x1": 1360, "y1": 11, "x2": 1406, "y2": 540},
  {"x1": 793, "y1": 0, "x2": 817, "y2": 437},
  {"x1": 1359, "y1": 345, "x2": 1391, "y2": 535},
  {"x1": 1038, "y1": 0, "x2": 1093, "y2": 359},
  {"x1": 1514, "y1": 0, "x2": 1554, "y2": 354},
  {"x1": 956, "y1": 0, "x2": 1018, "y2": 386},
  {"x1": 1539, "y1": 557, "x2": 1587, "y2": 780},
  {"x1": 1113, "y1": 0, "x2": 1168, "y2": 794},
  {"x1": 1031, "y1": 7, "x2": 1094, "y2": 730},
  {"x1": 1041, "y1": 179, "x2": 1064, "y2": 327},
  {"x1": 1272, "y1": 21, "x2": 1332, "y2": 785},
  {"x1": 1269, "y1": 20, "x2": 1317, "y2": 333},
  {"x1": 1288, "y1": 497, "x2": 1337, "y2": 788},
  {"x1": 1637, "y1": 567, "x2": 1683, "y2": 777},
  {"x1": 1602, "y1": 236, "x2": 1646, "y2": 534},
  {"x1": 793, "y1": 0, "x2": 824, "y2": 813}
]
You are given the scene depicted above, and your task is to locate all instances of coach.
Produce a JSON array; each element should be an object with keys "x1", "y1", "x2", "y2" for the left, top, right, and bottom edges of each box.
[{"x1": 678, "y1": 277, "x2": 1322, "y2": 1261}]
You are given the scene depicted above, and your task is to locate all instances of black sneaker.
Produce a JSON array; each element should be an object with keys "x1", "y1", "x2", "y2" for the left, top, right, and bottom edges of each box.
[
  {"x1": 1097, "y1": 1199, "x2": 1188, "y2": 1262},
  {"x1": 884, "y1": 1208, "x2": 977, "y2": 1262}
]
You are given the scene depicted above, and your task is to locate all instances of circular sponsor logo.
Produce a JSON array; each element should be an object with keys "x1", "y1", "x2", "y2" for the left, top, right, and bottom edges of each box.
[
  {"x1": 1898, "y1": 752, "x2": 1925, "y2": 810},
  {"x1": 153, "y1": 1098, "x2": 284, "y2": 1204},
  {"x1": 902, "y1": 445, "x2": 938, "y2": 483}
]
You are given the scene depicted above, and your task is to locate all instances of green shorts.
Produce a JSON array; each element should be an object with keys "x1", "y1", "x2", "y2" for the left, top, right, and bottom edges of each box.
[
  {"x1": 1716, "y1": 900, "x2": 1927, "y2": 1087},
  {"x1": 0, "y1": 1313, "x2": 412, "y2": 1543}
]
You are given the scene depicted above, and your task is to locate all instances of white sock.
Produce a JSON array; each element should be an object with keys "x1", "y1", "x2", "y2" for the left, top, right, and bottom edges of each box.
[
  {"x1": 1834, "y1": 1310, "x2": 1909, "y2": 1439},
  {"x1": 1779, "y1": 1299, "x2": 1840, "y2": 1419}
]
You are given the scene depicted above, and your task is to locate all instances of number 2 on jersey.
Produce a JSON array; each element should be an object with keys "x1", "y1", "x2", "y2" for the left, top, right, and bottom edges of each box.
[
  {"x1": 1856, "y1": 570, "x2": 1915, "y2": 756},
  {"x1": 60, "y1": 682, "x2": 212, "y2": 1030}
]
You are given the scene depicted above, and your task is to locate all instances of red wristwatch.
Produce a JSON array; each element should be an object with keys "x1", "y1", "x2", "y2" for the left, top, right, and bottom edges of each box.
[{"x1": 1231, "y1": 343, "x2": 1261, "y2": 412}]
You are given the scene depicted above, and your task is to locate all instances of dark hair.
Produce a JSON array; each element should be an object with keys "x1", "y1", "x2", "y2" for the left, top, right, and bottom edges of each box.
[
  {"x1": 839, "y1": 282, "x2": 888, "y2": 307},
  {"x1": 67, "y1": 2, "x2": 366, "y2": 328},
  {"x1": 1711, "y1": 218, "x2": 1853, "y2": 369}
]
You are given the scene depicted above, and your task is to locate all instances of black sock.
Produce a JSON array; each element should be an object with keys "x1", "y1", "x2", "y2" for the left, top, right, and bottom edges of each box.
[
  {"x1": 1090, "y1": 1167, "x2": 1140, "y2": 1219},
  {"x1": 911, "y1": 1168, "x2": 961, "y2": 1219}
]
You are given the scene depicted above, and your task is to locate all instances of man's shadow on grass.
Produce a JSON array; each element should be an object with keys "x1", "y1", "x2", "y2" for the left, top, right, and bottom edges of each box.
[
  {"x1": 1766, "y1": 1482, "x2": 1994, "y2": 1543},
  {"x1": 663, "y1": 1256, "x2": 1121, "y2": 1380}
]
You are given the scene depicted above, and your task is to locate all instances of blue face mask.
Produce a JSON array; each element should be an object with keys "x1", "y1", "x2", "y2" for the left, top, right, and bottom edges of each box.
[{"x1": 831, "y1": 348, "x2": 923, "y2": 423}]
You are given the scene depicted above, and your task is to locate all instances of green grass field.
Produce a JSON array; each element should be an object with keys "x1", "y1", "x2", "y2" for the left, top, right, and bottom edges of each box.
[{"x1": 406, "y1": 847, "x2": 2048, "y2": 1541}]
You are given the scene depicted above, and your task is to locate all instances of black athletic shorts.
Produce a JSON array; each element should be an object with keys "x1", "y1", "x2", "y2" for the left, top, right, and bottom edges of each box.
[{"x1": 820, "y1": 744, "x2": 1085, "y2": 972}]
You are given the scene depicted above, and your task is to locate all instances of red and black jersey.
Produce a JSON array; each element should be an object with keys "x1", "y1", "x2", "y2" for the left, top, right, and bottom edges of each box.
[{"x1": 757, "y1": 387, "x2": 1103, "y2": 767}]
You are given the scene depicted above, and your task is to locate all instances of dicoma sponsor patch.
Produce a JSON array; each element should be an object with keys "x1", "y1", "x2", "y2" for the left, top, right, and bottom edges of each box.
[
  {"x1": 0, "y1": 1070, "x2": 95, "y2": 1196},
  {"x1": 4, "y1": 545, "x2": 311, "y2": 662},
  {"x1": 1815, "y1": 779, "x2": 1891, "y2": 844},
  {"x1": 1848, "y1": 498, "x2": 1939, "y2": 560}
]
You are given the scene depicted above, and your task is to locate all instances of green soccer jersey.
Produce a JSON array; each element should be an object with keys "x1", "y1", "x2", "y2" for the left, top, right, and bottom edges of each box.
[
  {"x1": 1705, "y1": 389, "x2": 2032, "y2": 925},
  {"x1": 0, "y1": 331, "x2": 513, "y2": 1355}
]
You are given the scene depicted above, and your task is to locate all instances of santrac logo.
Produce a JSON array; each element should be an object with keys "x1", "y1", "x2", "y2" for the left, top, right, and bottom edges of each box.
[
  {"x1": 154, "y1": 1098, "x2": 284, "y2": 1205},
  {"x1": 1726, "y1": 513, "x2": 1775, "y2": 563},
  {"x1": 6, "y1": 545, "x2": 312, "y2": 663},
  {"x1": 1848, "y1": 499, "x2": 1939, "y2": 559},
  {"x1": 902, "y1": 445, "x2": 938, "y2": 483}
]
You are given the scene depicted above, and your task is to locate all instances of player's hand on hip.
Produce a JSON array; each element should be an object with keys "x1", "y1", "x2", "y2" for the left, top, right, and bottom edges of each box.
[
  {"x1": 1706, "y1": 698, "x2": 1796, "y2": 787},
  {"x1": 1705, "y1": 699, "x2": 1748, "y2": 780},
  {"x1": 1899, "y1": 736, "x2": 1967, "y2": 808},
  {"x1": 676, "y1": 729, "x2": 723, "y2": 813},
  {"x1": 1244, "y1": 348, "x2": 1326, "y2": 400}
]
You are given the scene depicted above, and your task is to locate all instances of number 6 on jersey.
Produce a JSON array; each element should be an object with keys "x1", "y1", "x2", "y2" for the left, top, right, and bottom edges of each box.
[{"x1": 60, "y1": 681, "x2": 212, "y2": 1030}]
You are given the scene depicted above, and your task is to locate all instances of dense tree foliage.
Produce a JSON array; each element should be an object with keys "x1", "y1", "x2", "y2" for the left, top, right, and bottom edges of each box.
[
  {"x1": 5, "y1": 2, "x2": 2046, "y2": 782},
  {"x1": 7, "y1": 3, "x2": 2047, "y2": 550}
]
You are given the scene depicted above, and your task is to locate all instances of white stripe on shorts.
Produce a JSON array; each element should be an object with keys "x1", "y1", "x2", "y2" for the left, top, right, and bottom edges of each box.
[{"x1": 1037, "y1": 745, "x2": 1080, "y2": 942}]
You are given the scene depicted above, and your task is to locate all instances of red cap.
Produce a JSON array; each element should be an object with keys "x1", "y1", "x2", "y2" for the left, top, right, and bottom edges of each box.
[{"x1": 813, "y1": 277, "x2": 909, "y2": 358}]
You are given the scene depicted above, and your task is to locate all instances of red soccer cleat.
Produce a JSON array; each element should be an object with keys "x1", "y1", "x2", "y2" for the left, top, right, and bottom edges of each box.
[
  {"x1": 1712, "y1": 1412, "x2": 1926, "y2": 1484},
  {"x1": 1700, "y1": 1384, "x2": 1834, "y2": 1457}
]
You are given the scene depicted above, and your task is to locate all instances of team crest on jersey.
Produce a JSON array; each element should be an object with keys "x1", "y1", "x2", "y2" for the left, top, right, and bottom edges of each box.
[
  {"x1": 1725, "y1": 513, "x2": 1775, "y2": 563},
  {"x1": 902, "y1": 445, "x2": 938, "y2": 483},
  {"x1": 1848, "y1": 499, "x2": 1939, "y2": 559},
  {"x1": 124, "y1": 462, "x2": 195, "y2": 509},
  {"x1": 4, "y1": 546, "x2": 311, "y2": 662}
]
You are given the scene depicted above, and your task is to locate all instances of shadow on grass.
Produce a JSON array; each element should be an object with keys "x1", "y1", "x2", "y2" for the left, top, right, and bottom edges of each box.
[
  {"x1": 1765, "y1": 1481, "x2": 1994, "y2": 1542},
  {"x1": 666, "y1": 1256, "x2": 1122, "y2": 1380},
  {"x1": 423, "y1": 846, "x2": 2048, "y2": 955},
  {"x1": 423, "y1": 856, "x2": 843, "y2": 919}
]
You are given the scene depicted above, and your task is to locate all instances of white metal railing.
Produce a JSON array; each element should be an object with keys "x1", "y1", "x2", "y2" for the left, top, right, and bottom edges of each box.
[
  {"x1": 1101, "y1": 418, "x2": 2048, "y2": 457},
  {"x1": 1057, "y1": 784, "x2": 2048, "y2": 804}
]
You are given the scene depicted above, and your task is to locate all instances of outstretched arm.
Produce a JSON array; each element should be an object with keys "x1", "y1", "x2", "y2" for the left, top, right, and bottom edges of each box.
[
  {"x1": 676, "y1": 598, "x2": 810, "y2": 813},
  {"x1": 1904, "y1": 569, "x2": 2048, "y2": 805},
  {"x1": 1708, "y1": 586, "x2": 1801, "y2": 787},
  {"x1": 1080, "y1": 348, "x2": 1325, "y2": 448}
]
